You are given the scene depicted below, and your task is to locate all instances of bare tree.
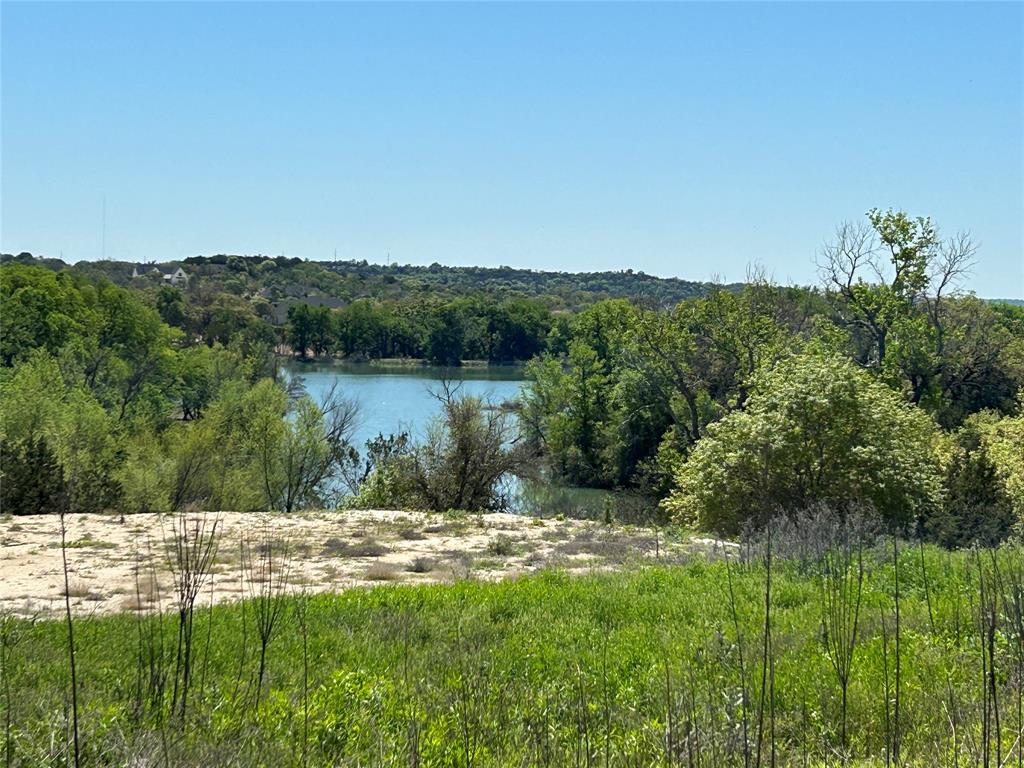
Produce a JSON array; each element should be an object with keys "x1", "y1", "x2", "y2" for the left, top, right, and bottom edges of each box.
[
  {"x1": 818, "y1": 214, "x2": 976, "y2": 331},
  {"x1": 409, "y1": 382, "x2": 535, "y2": 511},
  {"x1": 818, "y1": 210, "x2": 978, "y2": 408},
  {"x1": 924, "y1": 233, "x2": 979, "y2": 357},
  {"x1": 818, "y1": 220, "x2": 879, "y2": 292}
]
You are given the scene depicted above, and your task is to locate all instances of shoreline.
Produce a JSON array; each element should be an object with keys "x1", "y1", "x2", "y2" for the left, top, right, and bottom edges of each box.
[{"x1": 279, "y1": 355, "x2": 527, "y2": 370}]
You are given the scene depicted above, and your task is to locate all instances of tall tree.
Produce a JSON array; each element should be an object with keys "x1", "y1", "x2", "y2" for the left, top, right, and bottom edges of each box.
[
  {"x1": 818, "y1": 209, "x2": 977, "y2": 402},
  {"x1": 287, "y1": 304, "x2": 314, "y2": 358}
]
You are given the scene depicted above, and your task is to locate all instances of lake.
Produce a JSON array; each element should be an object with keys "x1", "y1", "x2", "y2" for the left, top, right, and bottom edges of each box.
[
  {"x1": 285, "y1": 361, "x2": 527, "y2": 450},
  {"x1": 282, "y1": 361, "x2": 627, "y2": 518}
]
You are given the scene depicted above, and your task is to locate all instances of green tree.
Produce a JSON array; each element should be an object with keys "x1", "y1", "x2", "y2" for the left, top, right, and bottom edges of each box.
[
  {"x1": 116, "y1": 429, "x2": 174, "y2": 514},
  {"x1": 524, "y1": 340, "x2": 611, "y2": 486},
  {"x1": 927, "y1": 417, "x2": 1016, "y2": 547},
  {"x1": 309, "y1": 306, "x2": 334, "y2": 357},
  {"x1": 819, "y1": 209, "x2": 939, "y2": 369},
  {"x1": 177, "y1": 343, "x2": 252, "y2": 420},
  {"x1": 200, "y1": 292, "x2": 274, "y2": 351},
  {"x1": 57, "y1": 281, "x2": 182, "y2": 424},
  {"x1": 244, "y1": 380, "x2": 358, "y2": 512},
  {"x1": 972, "y1": 407, "x2": 1024, "y2": 526},
  {"x1": 0, "y1": 436, "x2": 66, "y2": 515},
  {"x1": 156, "y1": 285, "x2": 192, "y2": 331},
  {"x1": 663, "y1": 353, "x2": 944, "y2": 534},
  {"x1": 287, "y1": 304, "x2": 314, "y2": 358},
  {"x1": 925, "y1": 297, "x2": 1024, "y2": 427},
  {"x1": 0, "y1": 352, "x2": 120, "y2": 513},
  {"x1": 426, "y1": 305, "x2": 466, "y2": 366},
  {"x1": 818, "y1": 209, "x2": 993, "y2": 421},
  {"x1": 526, "y1": 287, "x2": 797, "y2": 490},
  {"x1": 0, "y1": 264, "x2": 94, "y2": 365},
  {"x1": 336, "y1": 300, "x2": 383, "y2": 357},
  {"x1": 485, "y1": 299, "x2": 552, "y2": 362},
  {"x1": 282, "y1": 303, "x2": 335, "y2": 358}
]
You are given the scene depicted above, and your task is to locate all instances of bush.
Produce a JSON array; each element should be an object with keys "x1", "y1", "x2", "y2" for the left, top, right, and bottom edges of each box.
[
  {"x1": 349, "y1": 458, "x2": 421, "y2": 510},
  {"x1": 406, "y1": 388, "x2": 534, "y2": 512},
  {"x1": 972, "y1": 406, "x2": 1024, "y2": 526},
  {"x1": 0, "y1": 436, "x2": 66, "y2": 515},
  {"x1": 0, "y1": 352, "x2": 121, "y2": 513},
  {"x1": 352, "y1": 387, "x2": 534, "y2": 513},
  {"x1": 927, "y1": 415, "x2": 1016, "y2": 546},
  {"x1": 116, "y1": 432, "x2": 174, "y2": 514},
  {"x1": 487, "y1": 534, "x2": 516, "y2": 556},
  {"x1": 663, "y1": 352, "x2": 944, "y2": 534}
]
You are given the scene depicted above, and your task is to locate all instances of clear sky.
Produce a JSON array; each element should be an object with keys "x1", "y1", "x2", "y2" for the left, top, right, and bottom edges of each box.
[{"x1": 2, "y1": 2, "x2": 1021, "y2": 297}]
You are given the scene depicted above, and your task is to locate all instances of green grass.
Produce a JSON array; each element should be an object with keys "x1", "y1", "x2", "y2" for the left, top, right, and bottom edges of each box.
[{"x1": 0, "y1": 545, "x2": 1019, "y2": 766}]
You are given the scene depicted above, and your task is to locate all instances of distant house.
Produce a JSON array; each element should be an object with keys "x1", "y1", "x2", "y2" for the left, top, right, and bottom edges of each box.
[
  {"x1": 131, "y1": 264, "x2": 189, "y2": 286},
  {"x1": 163, "y1": 267, "x2": 189, "y2": 286}
]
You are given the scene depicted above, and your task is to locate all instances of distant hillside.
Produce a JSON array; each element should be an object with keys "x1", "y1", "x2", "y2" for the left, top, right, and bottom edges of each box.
[
  {"x1": 1, "y1": 252, "x2": 736, "y2": 310},
  {"x1": 989, "y1": 298, "x2": 1024, "y2": 307},
  {"x1": 319, "y1": 259, "x2": 736, "y2": 308}
]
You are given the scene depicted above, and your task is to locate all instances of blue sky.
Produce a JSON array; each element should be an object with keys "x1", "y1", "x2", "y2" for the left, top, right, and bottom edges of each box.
[{"x1": 2, "y1": 2, "x2": 1021, "y2": 297}]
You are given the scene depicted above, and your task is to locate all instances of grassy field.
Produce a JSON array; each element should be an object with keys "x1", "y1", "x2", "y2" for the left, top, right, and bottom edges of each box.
[{"x1": 1, "y1": 536, "x2": 1020, "y2": 767}]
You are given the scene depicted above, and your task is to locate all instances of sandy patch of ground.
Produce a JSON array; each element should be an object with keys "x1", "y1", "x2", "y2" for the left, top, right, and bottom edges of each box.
[{"x1": 0, "y1": 510, "x2": 731, "y2": 618}]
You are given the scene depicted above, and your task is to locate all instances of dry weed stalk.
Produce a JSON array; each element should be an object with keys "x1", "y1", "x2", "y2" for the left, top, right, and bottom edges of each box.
[{"x1": 165, "y1": 512, "x2": 221, "y2": 721}]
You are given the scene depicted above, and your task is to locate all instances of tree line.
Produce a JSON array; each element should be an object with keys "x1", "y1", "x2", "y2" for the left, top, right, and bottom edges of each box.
[
  {"x1": 180, "y1": 253, "x2": 731, "y2": 310},
  {"x1": 286, "y1": 296, "x2": 558, "y2": 364},
  {"x1": 520, "y1": 209, "x2": 1023, "y2": 544},
  {"x1": 0, "y1": 264, "x2": 536, "y2": 517},
  {"x1": 1, "y1": 250, "x2": 732, "y2": 320},
  {"x1": 3, "y1": 208, "x2": 1023, "y2": 547},
  {"x1": 0, "y1": 264, "x2": 358, "y2": 516}
]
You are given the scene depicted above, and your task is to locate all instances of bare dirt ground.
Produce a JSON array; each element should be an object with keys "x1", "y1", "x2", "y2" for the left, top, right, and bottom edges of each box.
[{"x1": 0, "y1": 510, "x2": 731, "y2": 617}]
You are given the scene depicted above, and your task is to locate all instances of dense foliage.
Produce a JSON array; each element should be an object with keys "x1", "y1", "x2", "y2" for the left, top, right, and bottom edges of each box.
[
  {"x1": 0, "y1": 251, "x2": 726, "y2": 309},
  {"x1": 662, "y1": 353, "x2": 945, "y2": 533},
  {"x1": 525, "y1": 211, "x2": 1024, "y2": 541},
  {"x1": 0, "y1": 264, "x2": 356, "y2": 516},
  {"x1": 1, "y1": 251, "x2": 732, "y2": 366},
  {"x1": 0, "y1": 262, "x2": 544, "y2": 516},
  {"x1": 3, "y1": 208, "x2": 1023, "y2": 538},
  {"x1": 285, "y1": 295, "x2": 556, "y2": 364}
]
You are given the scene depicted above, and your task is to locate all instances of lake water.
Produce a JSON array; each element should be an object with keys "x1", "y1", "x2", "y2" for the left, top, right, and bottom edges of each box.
[
  {"x1": 285, "y1": 361, "x2": 527, "y2": 450},
  {"x1": 282, "y1": 361, "x2": 625, "y2": 518}
]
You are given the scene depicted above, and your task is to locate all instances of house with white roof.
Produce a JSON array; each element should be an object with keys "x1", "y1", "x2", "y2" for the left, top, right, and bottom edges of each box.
[{"x1": 130, "y1": 264, "x2": 189, "y2": 285}]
